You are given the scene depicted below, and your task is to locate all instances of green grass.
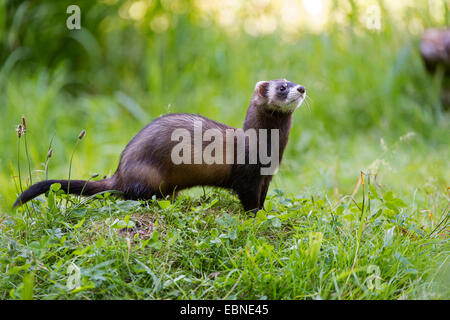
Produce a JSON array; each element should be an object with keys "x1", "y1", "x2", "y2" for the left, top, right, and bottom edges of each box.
[
  {"x1": 0, "y1": 0, "x2": 449, "y2": 300},
  {"x1": 1, "y1": 83, "x2": 448, "y2": 298},
  {"x1": 1, "y1": 181, "x2": 448, "y2": 299}
]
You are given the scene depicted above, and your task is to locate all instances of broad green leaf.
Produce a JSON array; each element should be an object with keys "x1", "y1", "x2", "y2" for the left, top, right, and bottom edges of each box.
[
  {"x1": 256, "y1": 210, "x2": 266, "y2": 221},
  {"x1": 392, "y1": 198, "x2": 407, "y2": 207},
  {"x1": 50, "y1": 183, "x2": 61, "y2": 192},
  {"x1": 148, "y1": 231, "x2": 162, "y2": 250},
  {"x1": 114, "y1": 219, "x2": 135, "y2": 229},
  {"x1": 385, "y1": 201, "x2": 399, "y2": 213},
  {"x1": 158, "y1": 200, "x2": 171, "y2": 210},
  {"x1": 264, "y1": 201, "x2": 274, "y2": 212},
  {"x1": 383, "y1": 191, "x2": 394, "y2": 202}
]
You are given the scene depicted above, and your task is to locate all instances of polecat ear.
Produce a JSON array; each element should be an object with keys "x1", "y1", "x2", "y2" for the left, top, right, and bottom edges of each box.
[{"x1": 255, "y1": 81, "x2": 269, "y2": 98}]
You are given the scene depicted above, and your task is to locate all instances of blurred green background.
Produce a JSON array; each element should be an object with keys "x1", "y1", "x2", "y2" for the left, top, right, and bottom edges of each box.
[{"x1": 0, "y1": 0, "x2": 449, "y2": 211}]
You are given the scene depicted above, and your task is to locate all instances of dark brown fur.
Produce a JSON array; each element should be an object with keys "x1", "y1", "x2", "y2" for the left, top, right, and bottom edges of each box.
[{"x1": 13, "y1": 80, "x2": 304, "y2": 213}]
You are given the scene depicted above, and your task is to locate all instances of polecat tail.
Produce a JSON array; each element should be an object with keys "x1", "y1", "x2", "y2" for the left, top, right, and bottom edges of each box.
[{"x1": 12, "y1": 178, "x2": 113, "y2": 208}]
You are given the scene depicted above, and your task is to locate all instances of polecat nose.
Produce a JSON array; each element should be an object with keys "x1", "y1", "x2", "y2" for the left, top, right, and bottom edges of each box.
[{"x1": 297, "y1": 86, "x2": 305, "y2": 94}]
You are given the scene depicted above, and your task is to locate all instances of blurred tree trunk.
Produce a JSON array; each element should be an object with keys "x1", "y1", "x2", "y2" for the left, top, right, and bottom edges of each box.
[{"x1": 420, "y1": 28, "x2": 450, "y2": 110}]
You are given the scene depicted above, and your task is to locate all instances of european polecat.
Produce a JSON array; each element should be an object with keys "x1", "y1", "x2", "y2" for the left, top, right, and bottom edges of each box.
[{"x1": 13, "y1": 79, "x2": 306, "y2": 213}]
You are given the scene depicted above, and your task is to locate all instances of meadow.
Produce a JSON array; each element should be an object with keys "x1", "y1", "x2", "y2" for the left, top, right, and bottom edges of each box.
[{"x1": 0, "y1": 0, "x2": 448, "y2": 299}]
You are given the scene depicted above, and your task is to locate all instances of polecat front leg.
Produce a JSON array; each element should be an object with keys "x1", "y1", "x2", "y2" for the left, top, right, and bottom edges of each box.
[
  {"x1": 233, "y1": 176, "x2": 262, "y2": 215},
  {"x1": 235, "y1": 176, "x2": 276, "y2": 216},
  {"x1": 238, "y1": 190, "x2": 261, "y2": 215}
]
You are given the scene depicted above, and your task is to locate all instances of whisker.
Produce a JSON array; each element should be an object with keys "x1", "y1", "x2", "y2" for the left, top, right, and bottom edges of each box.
[
  {"x1": 305, "y1": 96, "x2": 313, "y2": 113},
  {"x1": 303, "y1": 98, "x2": 312, "y2": 113}
]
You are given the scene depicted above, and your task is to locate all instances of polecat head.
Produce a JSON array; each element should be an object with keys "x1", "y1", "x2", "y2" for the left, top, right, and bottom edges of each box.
[{"x1": 253, "y1": 79, "x2": 306, "y2": 113}]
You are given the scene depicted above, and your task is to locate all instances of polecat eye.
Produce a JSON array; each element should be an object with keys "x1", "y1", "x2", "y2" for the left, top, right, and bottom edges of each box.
[{"x1": 280, "y1": 85, "x2": 287, "y2": 91}]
